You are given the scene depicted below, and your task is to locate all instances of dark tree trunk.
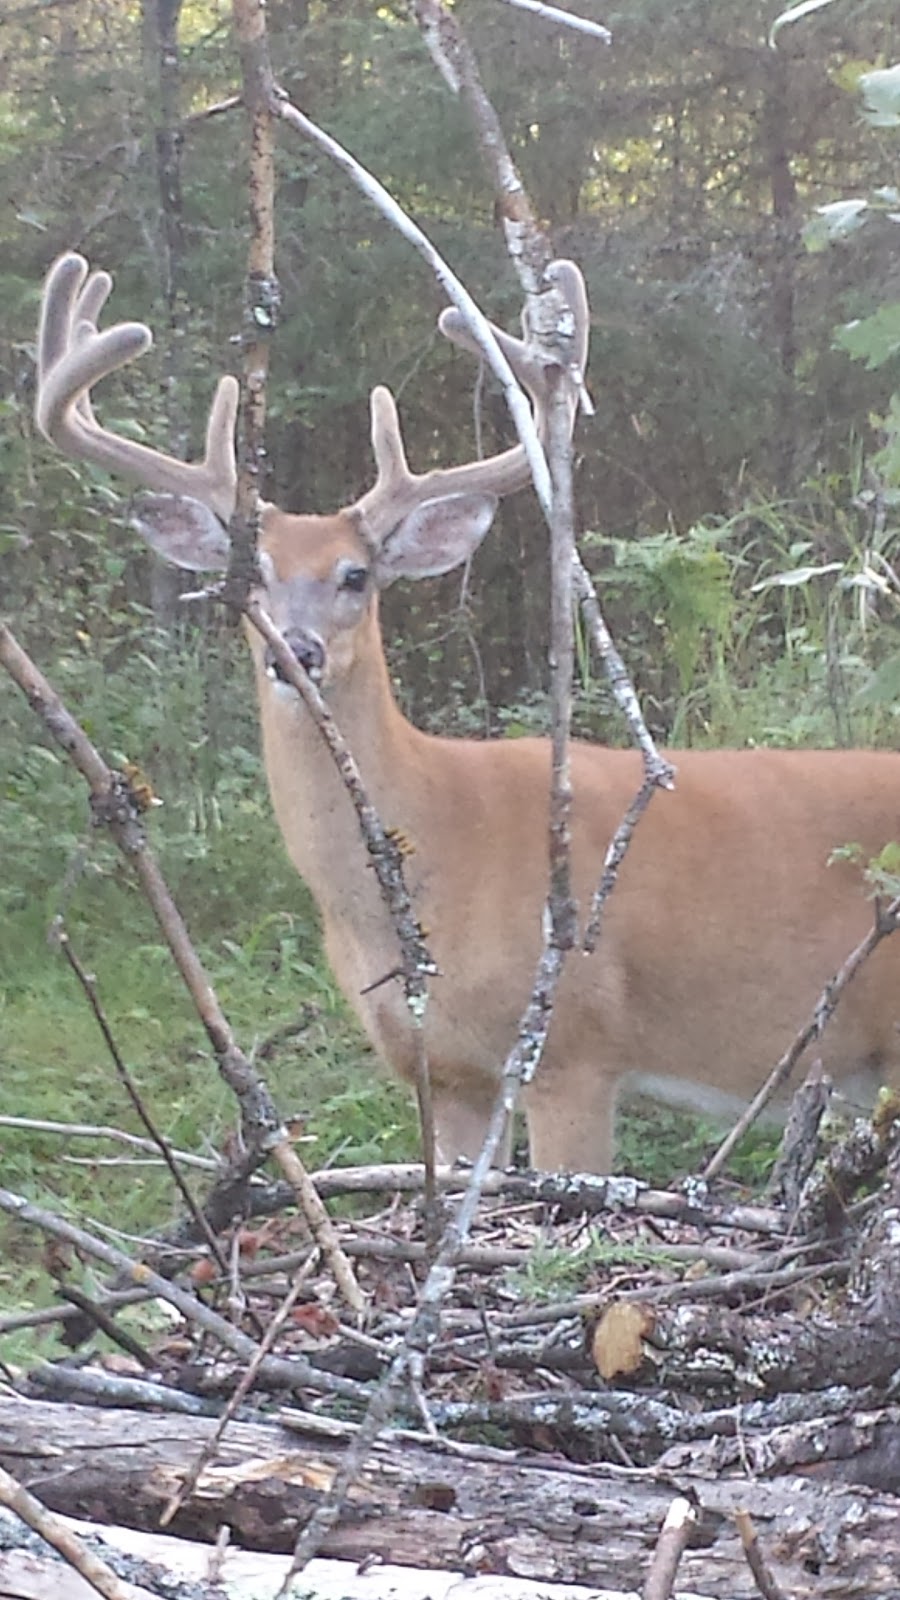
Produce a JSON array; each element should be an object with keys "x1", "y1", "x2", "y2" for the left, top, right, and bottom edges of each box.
[
  {"x1": 766, "y1": 49, "x2": 800, "y2": 493},
  {"x1": 142, "y1": 0, "x2": 188, "y2": 628}
]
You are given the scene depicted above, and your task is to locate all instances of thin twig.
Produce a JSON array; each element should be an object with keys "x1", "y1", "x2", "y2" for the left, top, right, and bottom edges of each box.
[
  {"x1": 219, "y1": 12, "x2": 438, "y2": 1200},
  {"x1": 278, "y1": 942, "x2": 567, "y2": 1590},
  {"x1": 0, "y1": 1114, "x2": 218, "y2": 1169},
  {"x1": 268, "y1": 1132, "x2": 365, "y2": 1316},
  {"x1": 52, "y1": 918, "x2": 230, "y2": 1277},
  {"x1": 160, "y1": 1254, "x2": 318, "y2": 1525},
  {"x1": 245, "y1": 599, "x2": 438, "y2": 1214},
  {"x1": 574, "y1": 559, "x2": 675, "y2": 946},
  {"x1": 0, "y1": 1289, "x2": 147, "y2": 1338},
  {"x1": 54, "y1": 1284, "x2": 156, "y2": 1368},
  {"x1": 0, "y1": 620, "x2": 363, "y2": 1316},
  {"x1": 412, "y1": 0, "x2": 588, "y2": 376},
  {"x1": 411, "y1": 1, "x2": 673, "y2": 942},
  {"x1": 546, "y1": 372, "x2": 578, "y2": 954},
  {"x1": 224, "y1": 0, "x2": 275, "y2": 616},
  {"x1": 271, "y1": 98, "x2": 554, "y2": 513},
  {"x1": 735, "y1": 1508, "x2": 790, "y2": 1600},
  {"x1": 581, "y1": 769, "x2": 662, "y2": 951},
  {"x1": 642, "y1": 1495, "x2": 697, "y2": 1600},
  {"x1": 273, "y1": 24, "x2": 590, "y2": 1577}
]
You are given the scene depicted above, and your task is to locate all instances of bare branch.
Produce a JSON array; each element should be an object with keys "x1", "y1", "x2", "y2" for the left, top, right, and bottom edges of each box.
[
  {"x1": 271, "y1": 97, "x2": 553, "y2": 513},
  {"x1": 245, "y1": 599, "x2": 438, "y2": 1211},
  {"x1": 411, "y1": 0, "x2": 672, "y2": 938},
  {"x1": 160, "y1": 1256, "x2": 317, "y2": 1527},
  {"x1": 642, "y1": 1496, "x2": 697, "y2": 1600},
  {"x1": 224, "y1": 0, "x2": 278, "y2": 615},
  {"x1": 0, "y1": 1115, "x2": 218, "y2": 1169},
  {"x1": 277, "y1": 941, "x2": 567, "y2": 1590},
  {"x1": 0, "y1": 1185, "x2": 365, "y2": 1400},
  {"x1": 735, "y1": 1508, "x2": 791, "y2": 1600},
  {"x1": 493, "y1": 0, "x2": 612, "y2": 42},
  {"x1": 52, "y1": 917, "x2": 230, "y2": 1277}
]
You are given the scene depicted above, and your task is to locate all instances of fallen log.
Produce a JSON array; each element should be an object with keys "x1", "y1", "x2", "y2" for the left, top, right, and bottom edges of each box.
[
  {"x1": 0, "y1": 1510, "x2": 636, "y2": 1600},
  {"x1": 0, "y1": 1394, "x2": 897, "y2": 1596}
]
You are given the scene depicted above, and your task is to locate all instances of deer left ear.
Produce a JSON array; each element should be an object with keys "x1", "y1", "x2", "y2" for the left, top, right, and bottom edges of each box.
[
  {"x1": 130, "y1": 491, "x2": 231, "y2": 572},
  {"x1": 376, "y1": 492, "x2": 498, "y2": 584}
]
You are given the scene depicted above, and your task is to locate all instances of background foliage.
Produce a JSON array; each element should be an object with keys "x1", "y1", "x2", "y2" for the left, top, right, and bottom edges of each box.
[{"x1": 0, "y1": 0, "x2": 899, "y2": 1295}]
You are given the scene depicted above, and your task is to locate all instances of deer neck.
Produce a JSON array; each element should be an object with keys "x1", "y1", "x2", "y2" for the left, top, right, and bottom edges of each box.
[{"x1": 251, "y1": 605, "x2": 427, "y2": 919}]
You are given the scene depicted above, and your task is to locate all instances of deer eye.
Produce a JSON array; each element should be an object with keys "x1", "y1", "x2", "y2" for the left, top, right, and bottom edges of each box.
[{"x1": 340, "y1": 564, "x2": 369, "y2": 594}]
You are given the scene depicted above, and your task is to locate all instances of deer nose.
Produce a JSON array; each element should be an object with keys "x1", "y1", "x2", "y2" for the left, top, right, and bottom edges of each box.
[{"x1": 264, "y1": 629, "x2": 326, "y2": 684}]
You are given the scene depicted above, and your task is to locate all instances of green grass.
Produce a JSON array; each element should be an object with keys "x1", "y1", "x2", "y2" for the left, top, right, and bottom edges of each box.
[
  {"x1": 615, "y1": 1098, "x2": 780, "y2": 1189},
  {"x1": 0, "y1": 849, "x2": 417, "y2": 1348}
]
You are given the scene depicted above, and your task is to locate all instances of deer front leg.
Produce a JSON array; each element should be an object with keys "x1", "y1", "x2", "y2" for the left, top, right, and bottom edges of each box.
[
  {"x1": 431, "y1": 1084, "x2": 513, "y2": 1168},
  {"x1": 525, "y1": 1063, "x2": 620, "y2": 1175}
]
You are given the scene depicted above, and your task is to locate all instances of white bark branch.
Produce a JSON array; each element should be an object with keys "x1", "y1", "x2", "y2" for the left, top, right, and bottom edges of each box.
[{"x1": 493, "y1": 0, "x2": 612, "y2": 43}]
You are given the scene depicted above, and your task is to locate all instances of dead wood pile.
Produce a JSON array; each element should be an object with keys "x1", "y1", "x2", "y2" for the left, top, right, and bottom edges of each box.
[{"x1": 2, "y1": 1104, "x2": 900, "y2": 1598}]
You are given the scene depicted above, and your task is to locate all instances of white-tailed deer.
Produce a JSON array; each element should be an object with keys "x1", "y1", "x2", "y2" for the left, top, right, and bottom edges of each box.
[{"x1": 36, "y1": 253, "x2": 900, "y2": 1173}]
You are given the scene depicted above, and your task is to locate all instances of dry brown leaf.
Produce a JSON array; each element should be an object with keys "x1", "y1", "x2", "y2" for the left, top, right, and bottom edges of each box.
[{"x1": 591, "y1": 1301, "x2": 655, "y2": 1380}]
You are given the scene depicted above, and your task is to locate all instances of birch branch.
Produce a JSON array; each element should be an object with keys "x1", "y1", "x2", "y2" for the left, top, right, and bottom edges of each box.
[
  {"x1": 411, "y1": 0, "x2": 672, "y2": 940},
  {"x1": 274, "y1": 18, "x2": 581, "y2": 1586},
  {"x1": 271, "y1": 95, "x2": 554, "y2": 514},
  {"x1": 224, "y1": 0, "x2": 276, "y2": 615},
  {"x1": 493, "y1": 0, "x2": 612, "y2": 42}
]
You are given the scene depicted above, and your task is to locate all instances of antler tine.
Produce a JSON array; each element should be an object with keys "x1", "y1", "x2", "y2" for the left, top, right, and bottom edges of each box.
[
  {"x1": 438, "y1": 259, "x2": 590, "y2": 430},
  {"x1": 35, "y1": 252, "x2": 238, "y2": 523},
  {"x1": 353, "y1": 261, "x2": 589, "y2": 545},
  {"x1": 69, "y1": 266, "x2": 115, "y2": 426}
]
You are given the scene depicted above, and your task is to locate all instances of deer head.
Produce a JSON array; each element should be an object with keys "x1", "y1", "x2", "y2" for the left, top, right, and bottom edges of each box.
[{"x1": 35, "y1": 253, "x2": 588, "y2": 700}]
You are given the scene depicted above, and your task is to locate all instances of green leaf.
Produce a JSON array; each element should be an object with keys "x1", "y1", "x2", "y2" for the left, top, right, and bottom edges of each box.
[
  {"x1": 859, "y1": 64, "x2": 900, "y2": 128},
  {"x1": 803, "y1": 199, "x2": 867, "y2": 252},
  {"x1": 835, "y1": 304, "x2": 900, "y2": 369},
  {"x1": 871, "y1": 394, "x2": 900, "y2": 486},
  {"x1": 831, "y1": 59, "x2": 879, "y2": 96},
  {"x1": 856, "y1": 652, "x2": 900, "y2": 708},
  {"x1": 751, "y1": 563, "x2": 844, "y2": 592}
]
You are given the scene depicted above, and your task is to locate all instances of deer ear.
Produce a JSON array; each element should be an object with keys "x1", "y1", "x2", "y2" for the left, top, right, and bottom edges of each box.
[
  {"x1": 130, "y1": 492, "x2": 230, "y2": 573},
  {"x1": 376, "y1": 492, "x2": 498, "y2": 584}
]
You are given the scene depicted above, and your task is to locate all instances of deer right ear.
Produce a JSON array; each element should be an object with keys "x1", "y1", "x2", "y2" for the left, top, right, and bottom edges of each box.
[
  {"x1": 130, "y1": 492, "x2": 230, "y2": 573},
  {"x1": 376, "y1": 491, "x2": 498, "y2": 584}
]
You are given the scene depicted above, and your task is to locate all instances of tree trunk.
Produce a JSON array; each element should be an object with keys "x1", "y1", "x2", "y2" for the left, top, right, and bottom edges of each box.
[{"x1": 141, "y1": 0, "x2": 188, "y2": 629}]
